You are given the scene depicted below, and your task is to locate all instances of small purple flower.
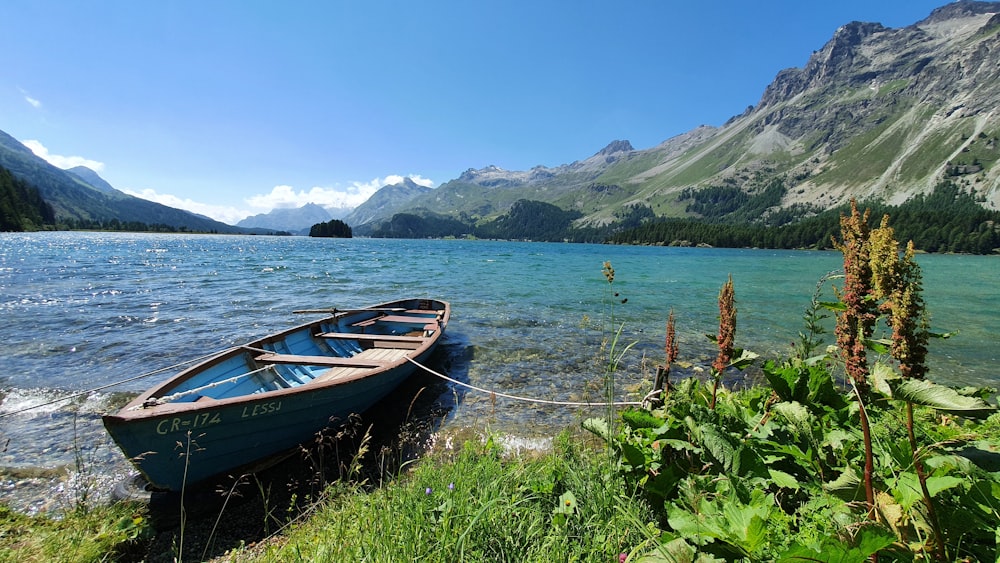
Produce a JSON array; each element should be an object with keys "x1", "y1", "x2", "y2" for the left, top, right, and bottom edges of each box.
[
  {"x1": 448, "y1": 482, "x2": 455, "y2": 491},
  {"x1": 619, "y1": 554, "x2": 627, "y2": 563},
  {"x1": 425, "y1": 487, "x2": 433, "y2": 495}
]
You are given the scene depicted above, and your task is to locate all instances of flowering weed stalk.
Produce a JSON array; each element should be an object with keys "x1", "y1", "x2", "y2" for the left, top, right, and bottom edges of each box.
[
  {"x1": 649, "y1": 309, "x2": 678, "y2": 406},
  {"x1": 710, "y1": 276, "x2": 736, "y2": 410},
  {"x1": 832, "y1": 200, "x2": 877, "y2": 395},
  {"x1": 600, "y1": 261, "x2": 635, "y2": 442}
]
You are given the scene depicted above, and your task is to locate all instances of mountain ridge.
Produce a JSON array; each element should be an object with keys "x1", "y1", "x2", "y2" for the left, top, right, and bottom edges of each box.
[
  {"x1": 350, "y1": 1, "x2": 1000, "y2": 233},
  {"x1": 4, "y1": 2, "x2": 999, "y2": 238},
  {"x1": 236, "y1": 202, "x2": 334, "y2": 235},
  {"x1": 0, "y1": 131, "x2": 267, "y2": 233}
]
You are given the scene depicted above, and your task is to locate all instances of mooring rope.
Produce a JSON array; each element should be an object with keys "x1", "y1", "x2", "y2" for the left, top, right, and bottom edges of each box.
[
  {"x1": 145, "y1": 364, "x2": 276, "y2": 407},
  {"x1": 0, "y1": 348, "x2": 230, "y2": 418},
  {"x1": 406, "y1": 357, "x2": 644, "y2": 407},
  {"x1": 2, "y1": 348, "x2": 653, "y2": 418}
]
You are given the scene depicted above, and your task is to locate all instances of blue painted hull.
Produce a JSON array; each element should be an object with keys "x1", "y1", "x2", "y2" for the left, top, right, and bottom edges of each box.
[{"x1": 102, "y1": 298, "x2": 449, "y2": 491}]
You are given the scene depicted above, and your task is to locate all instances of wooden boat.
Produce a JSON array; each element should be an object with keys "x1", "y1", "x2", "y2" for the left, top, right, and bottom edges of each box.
[{"x1": 102, "y1": 298, "x2": 450, "y2": 491}]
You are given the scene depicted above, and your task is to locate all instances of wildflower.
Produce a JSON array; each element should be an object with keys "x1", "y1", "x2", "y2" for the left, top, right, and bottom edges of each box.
[
  {"x1": 650, "y1": 308, "x2": 678, "y2": 403},
  {"x1": 832, "y1": 200, "x2": 876, "y2": 393},
  {"x1": 425, "y1": 487, "x2": 432, "y2": 495},
  {"x1": 448, "y1": 482, "x2": 455, "y2": 491},
  {"x1": 602, "y1": 261, "x2": 615, "y2": 284},
  {"x1": 713, "y1": 275, "x2": 736, "y2": 374},
  {"x1": 620, "y1": 554, "x2": 628, "y2": 563},
  {"x1": 888, "y1": 241, "x2": 930, "y2": 379},
  {"x1": 711, "y1": 275, "x2": 736, "y2": 410},
  {"x1": 869, "y1": 214, "x2": 901, "y2": 303}
]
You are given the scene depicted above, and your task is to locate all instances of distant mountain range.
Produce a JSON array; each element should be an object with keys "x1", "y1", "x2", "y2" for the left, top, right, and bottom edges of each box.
[
  {"x1": 343, "y1": 178, "x2": 433, "y2": 227},
  {"x1": 0, "y1": 130, "x2": 273, "y2": 233},
  {"x1": 236, "y1": 203, "x2": 337, "y2": 235},
  {"x1": 348, "y1": 1, "x2": 1000, "y2": 235},
  {"x1": 3, "y1": 1, "x2": 999, "y2": 239}
]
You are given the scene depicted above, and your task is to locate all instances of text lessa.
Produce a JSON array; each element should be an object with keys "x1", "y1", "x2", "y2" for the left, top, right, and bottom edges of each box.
[{"x1": 154, "y1": 401, "x2": 282, "y2": 435}]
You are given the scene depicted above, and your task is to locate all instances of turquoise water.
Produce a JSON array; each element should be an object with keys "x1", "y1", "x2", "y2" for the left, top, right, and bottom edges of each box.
[{"x1": 0, "y1": 232, "x2": 997, "y2": 510}]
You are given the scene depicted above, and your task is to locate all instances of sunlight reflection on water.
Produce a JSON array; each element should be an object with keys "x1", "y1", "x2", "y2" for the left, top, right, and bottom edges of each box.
[{"x1": 0, "y1": 232, "x2": 996, "y2": 512}]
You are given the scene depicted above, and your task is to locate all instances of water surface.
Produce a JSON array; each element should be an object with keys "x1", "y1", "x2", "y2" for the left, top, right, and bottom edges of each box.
[{"x1": 1, "y1": 232, "x2": 996, "y2": 512}]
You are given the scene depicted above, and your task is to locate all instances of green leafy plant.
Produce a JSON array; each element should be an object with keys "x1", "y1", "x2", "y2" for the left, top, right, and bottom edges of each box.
[{"x1": 586, "y1": 206, "x2": 998, "y2": 561}]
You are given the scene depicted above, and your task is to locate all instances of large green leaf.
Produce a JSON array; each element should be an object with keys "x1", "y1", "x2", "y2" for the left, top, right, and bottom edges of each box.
[
  {"x1": 698, "y1": 424, "x2": 738, "y2": 473},
  {"x1": 666, "y1": 488, "x2": 774, "y2": 557},
  {"x1": 869, "y1": 362, "x2": 897, "y2": 396},
  {"x1": 819, "y1": 301, "x2": 847, "y2": 312},
  {"x1": 773, "y1": 401, "x2": 813, "y2": 429},
  {"x1": 582, "y1": 417, "x2": 612, "y2": 441},
  {"x1": 621, "y1": 442, "x2": 648, "y2": 469},
  {"x1": 891, "y1": 379, "x2": 996, "y2": 418},
  {"x1": 823, "y1": 469, "x2": 864, "y2": 501},
  {"x1": 768, "y1": 469, "x2": 802, "y2": 490},
  {"x1": 634, "y1": 538, "x2": 697, "y2": 563},
  {"x1": 623, "y1": 408, "x2": 664, "y2": 430},
  {"x1": 776, "y1": 525, "x2": 895, "y2": 562}
]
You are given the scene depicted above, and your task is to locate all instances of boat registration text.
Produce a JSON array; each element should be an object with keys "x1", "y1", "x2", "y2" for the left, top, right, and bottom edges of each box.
[{"x1": 154, "y1": 401, "x2": 282, "y2": 435}]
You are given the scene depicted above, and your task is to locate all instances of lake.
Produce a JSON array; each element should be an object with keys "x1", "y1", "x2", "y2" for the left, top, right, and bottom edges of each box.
[{"x1": 1, "y1": 232, "x2": 996, "y2": 512}]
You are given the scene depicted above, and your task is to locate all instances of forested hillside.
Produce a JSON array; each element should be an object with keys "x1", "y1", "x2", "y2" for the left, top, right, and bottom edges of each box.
[
  {"x1": 369, "y1": 181, "x2": 1000, "y2": 253},
  {"x1": 0, "y1": 166, "x2": 54, "y2": 231},
  {"x1": 610, "y1": 181, "x2": 1000, "y2": 253}
]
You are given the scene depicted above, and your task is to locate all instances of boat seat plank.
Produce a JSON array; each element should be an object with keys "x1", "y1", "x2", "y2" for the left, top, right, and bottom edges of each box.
[
  {"x1": 378, "y1": 315, "x2": 438, "y2": 323},
  {"x1": 316, "y1": 332, "x2": 427, "y2": 343},
  {"x1": 352, "y1": 315, "x2": 439, "y2": 328},
  {"x1": 311, "y1": 348, "x2": 410, "y2": 383},
  {"x1": 254, "y1": 353, "x2": 389, "y2": 367},
  {"x1": 354, "y1": 348, "x2": 411, "y2": 362},
  {"x1": 312, "y1": 366, "x2": 368, "y2": 383}
]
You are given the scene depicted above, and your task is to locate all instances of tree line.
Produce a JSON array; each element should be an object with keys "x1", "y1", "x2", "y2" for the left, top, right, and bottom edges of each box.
[
  {"x1": 370, "y1": 181, "x2": 999, "y2": 254},
  {"x1": 612, "y1": 181, "x2": 1000, "y2": 253},
  {"x1": 0, "y1": 165, "x2": 55, "y2": 231},
  {"x1": 309, "y1": 218, "x2": 352, "y2": 238}
]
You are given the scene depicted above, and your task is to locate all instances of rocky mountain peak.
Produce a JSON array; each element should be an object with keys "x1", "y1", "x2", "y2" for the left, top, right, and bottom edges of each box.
[
  {"x1": 920, "y1": 0, "x2": 1000, "y2": 24},
  {"x1": 597, "y1": 140, "x2": 634, "y2": 156}
]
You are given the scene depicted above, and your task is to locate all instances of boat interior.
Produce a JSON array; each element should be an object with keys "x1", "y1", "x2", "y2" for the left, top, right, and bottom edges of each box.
[{"x1": 151, "y1": 305, "x2": 446, "y2": 405}]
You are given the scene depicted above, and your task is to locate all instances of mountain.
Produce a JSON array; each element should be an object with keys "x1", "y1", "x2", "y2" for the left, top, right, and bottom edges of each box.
[
  {"x1": 65, "y1": 166, "x2": 116, "y2": 194},
  {"x1": 0, "y1": 130, "x2": 255, "y2": 233},
  {"x1": 354, "y1": 1, "x2": 1000, "y2": 233},
  {"x1": 236, "y1": 202, "x2": 333, "y2": 235},
  {"x1": 345, "y1": 177, "x2": 433, "y2": 231}
]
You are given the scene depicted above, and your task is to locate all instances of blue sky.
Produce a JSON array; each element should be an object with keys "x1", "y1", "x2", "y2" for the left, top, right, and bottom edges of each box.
[{"x1": 1, "y1": 0, "x2": 957, "y2": 224}]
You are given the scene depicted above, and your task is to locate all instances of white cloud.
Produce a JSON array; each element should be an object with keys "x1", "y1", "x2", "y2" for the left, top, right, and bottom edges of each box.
[
  {"x1": 245, "y1": 175, "x2": 435, "y2": 211},
  {"x1": 22, "y1": 139, "x2": 105, "y2": 172},
  {"x1": 19, "y1": 88, "x2": 41, "y2": 108},
  {"x1": 124, "y1": 174, "x2": 435, "y2": 225},
  {"x1": 123, "y1": 188, "x2": 250, "y2": 225}
]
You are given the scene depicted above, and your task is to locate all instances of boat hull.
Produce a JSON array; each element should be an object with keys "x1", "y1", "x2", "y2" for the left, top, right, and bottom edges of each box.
[{"x1": 102, "y1": 298, "x2": 449, "y2": 491}]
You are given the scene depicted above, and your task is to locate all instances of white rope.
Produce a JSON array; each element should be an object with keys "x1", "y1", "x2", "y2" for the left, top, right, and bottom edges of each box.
[
  {"x1": 406, "y1": 357, "x2": 643, "y2": 407},
  {"x1": 145, "y1": 364, "x2": 276, "y2": 406}
]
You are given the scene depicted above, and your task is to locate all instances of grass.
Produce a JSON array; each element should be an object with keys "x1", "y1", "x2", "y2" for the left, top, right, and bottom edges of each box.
[
  {"x1": 0, "y1": 426, "x2": 654, "y2": 562},
  {"x1": 0, "y1": 502, "x2": 151, "y2": 562},
  {"x1": 227, "y1": 430, "x2": 653, "y2": 562}
]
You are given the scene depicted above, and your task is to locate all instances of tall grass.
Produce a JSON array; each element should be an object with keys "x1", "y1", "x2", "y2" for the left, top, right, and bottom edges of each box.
[
  {"x1": 229, "y1": 430, "x2": 653, "y2": 562},
  {"x1": 0, "y1": 502, "x2": 150, "y2": 562}
]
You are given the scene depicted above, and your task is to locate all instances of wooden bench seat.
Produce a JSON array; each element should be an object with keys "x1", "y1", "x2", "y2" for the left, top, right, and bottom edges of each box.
[
  {"x1": 316, "y1": 332, "x2": 427, "y2": 343},
  {"x1": 352, "y1": 314, "x2": 440, "y2": 327},
  {"x1": 254, "y1": 353, "x2": 390, "y2": 368},
  {"x1": 378, "y1": 315, "x2": 438, "y2": 323},
  {"x1": 310, "y1": 347, "x2": 412, "y2": 383}
]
